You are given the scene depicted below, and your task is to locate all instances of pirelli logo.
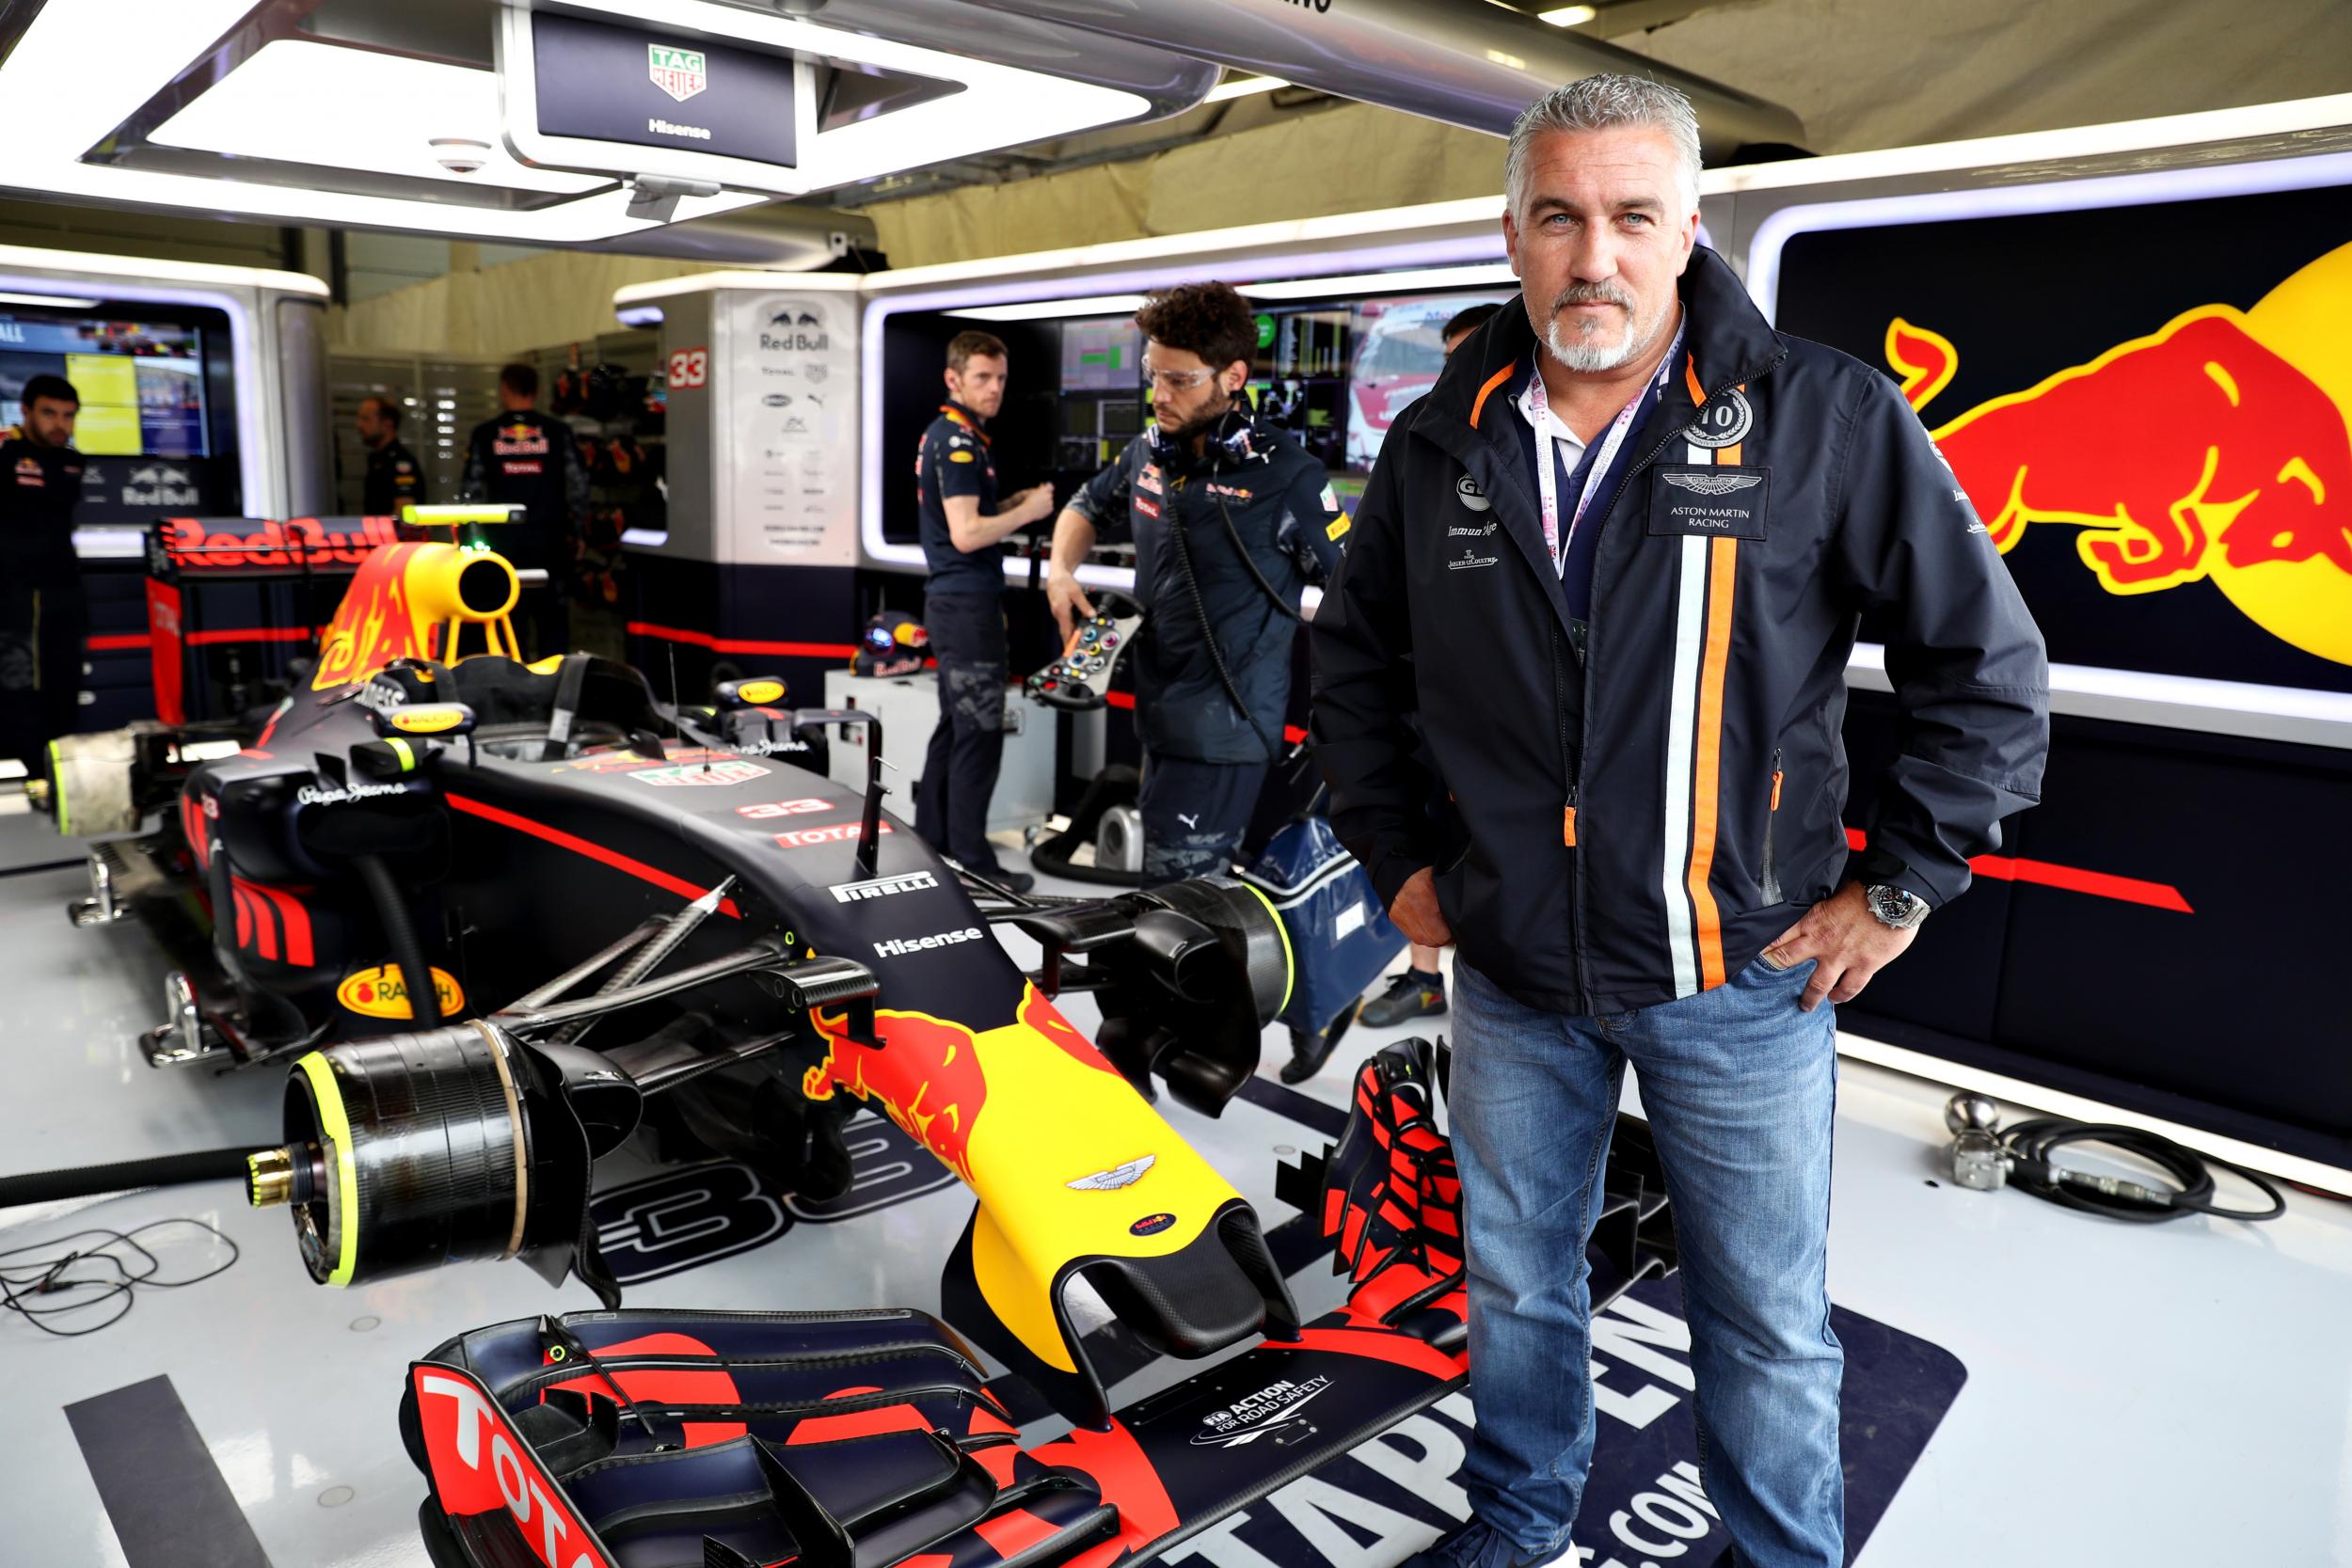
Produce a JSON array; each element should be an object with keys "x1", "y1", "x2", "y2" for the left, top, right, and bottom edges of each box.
[{"x1": 830, "y1": 871, "x2": 938, "y2": 904}]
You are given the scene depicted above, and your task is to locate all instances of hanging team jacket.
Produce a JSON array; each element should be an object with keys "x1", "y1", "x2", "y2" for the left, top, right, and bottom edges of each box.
[
  {"x1": 1310, "y1": 246, "x2": 2049, "y2": 1016},
  {"x1": 1069, "y1": 418, "x2": 1349, "y2": 764}
]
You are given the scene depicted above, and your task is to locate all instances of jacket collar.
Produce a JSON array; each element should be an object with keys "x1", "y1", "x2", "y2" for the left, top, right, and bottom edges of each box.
[
  {"x1": 1409, "y1": 245, "x2": 1786, "y2": 644},
  {"x1": 1428, "y1": 245, "x2": 1785, "y2": 436},
  {"x1": 940, "y1": 400, "x2": 991, "y2": 445}
]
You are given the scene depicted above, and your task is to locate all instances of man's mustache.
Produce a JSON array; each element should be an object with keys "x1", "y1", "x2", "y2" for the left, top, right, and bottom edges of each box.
[{"x1": 1551, "y1": 282, "x2": 1635, "y2": 313}]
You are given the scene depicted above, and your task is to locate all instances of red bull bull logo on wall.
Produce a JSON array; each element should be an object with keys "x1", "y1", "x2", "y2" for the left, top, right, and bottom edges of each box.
[{"x1": 1891, "y1": 239, "x2": 2352, "y2": 667}]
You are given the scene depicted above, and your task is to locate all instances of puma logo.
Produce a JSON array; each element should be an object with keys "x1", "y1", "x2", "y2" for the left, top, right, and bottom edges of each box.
[{"x1": 1178, "y1": 812, "x2": 1200, "y2": 830}]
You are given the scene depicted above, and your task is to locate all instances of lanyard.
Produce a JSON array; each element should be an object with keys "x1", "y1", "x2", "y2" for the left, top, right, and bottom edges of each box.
[{"x1": 1526, "y1": 323, "x2": 1684, "y2": 577}]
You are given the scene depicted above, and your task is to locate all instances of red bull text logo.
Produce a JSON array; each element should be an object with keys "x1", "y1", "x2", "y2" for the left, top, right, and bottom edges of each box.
[
  {"x1": 1891, "y1": 239, "x2": 2352, "y2": 667},
  {"x1": 163, "y1": 516, "x2": 401, "y2": 571}
]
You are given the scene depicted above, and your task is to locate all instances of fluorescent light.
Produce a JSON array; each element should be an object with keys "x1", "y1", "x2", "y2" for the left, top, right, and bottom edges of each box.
[
  {"x1": 1204, "y1": 74, "x2": 1286, "y2": 103},
  {"x1": 0, "y1": 0, "x2": 1145, "y2": 241},
  {"x1": 614, "y1": 305, "x2": 665, "y2": 327},
  {"x1": 944, "y1": 293, "x2": 1148, "y2": 323},
  {"x1": 152, "y1": 40, "x2": 607, "y2": 195},
  {"x1": 1240, "y1": 262, "x2": 1520, "y2": 300},
  {"x1": 1539, "y1": 5, "x2": 1598, "y2": 24},
  {"x1": 0, "y1": 291, "x2": 101, "y2": 309}
]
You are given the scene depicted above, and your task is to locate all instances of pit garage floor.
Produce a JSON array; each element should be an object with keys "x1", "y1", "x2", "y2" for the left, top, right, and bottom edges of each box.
[{"x1": 1, "y1": 804, "x2": 2347, "y2": 1568}]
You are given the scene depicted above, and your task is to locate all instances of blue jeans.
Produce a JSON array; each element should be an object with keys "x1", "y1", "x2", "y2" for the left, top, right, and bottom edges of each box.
[{"x1": 1448, "y1": 955, "x2": 1843, "y2": 1567}]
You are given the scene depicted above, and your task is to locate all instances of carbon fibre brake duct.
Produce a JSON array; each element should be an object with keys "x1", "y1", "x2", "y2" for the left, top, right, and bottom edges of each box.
[{"x1": 245, "y1": 946, "x2": 878, "y2": 1307}]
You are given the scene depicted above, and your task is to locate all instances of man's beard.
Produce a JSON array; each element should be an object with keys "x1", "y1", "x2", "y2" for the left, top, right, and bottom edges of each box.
[
  {"x1": 1166, "y1": 390, "x2": 1237, "y2": 446},
  {"x1": 1541, "y1": 280, "x2": 1666, "y2": 373}
]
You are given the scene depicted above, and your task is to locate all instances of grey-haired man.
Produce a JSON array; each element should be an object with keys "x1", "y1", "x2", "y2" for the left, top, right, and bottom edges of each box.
[{"x1": 1311, "y1": 74, "x2": 2047, "y2": 1568}]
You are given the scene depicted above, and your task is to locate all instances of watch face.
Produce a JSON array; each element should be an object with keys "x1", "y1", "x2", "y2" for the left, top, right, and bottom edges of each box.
[{"x1": 1869, "y1": 886, "x2": 1925, "y2": 927}]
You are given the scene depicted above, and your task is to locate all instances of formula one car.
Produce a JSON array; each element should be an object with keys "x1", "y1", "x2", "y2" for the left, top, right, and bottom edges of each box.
[{"x1": 49, "y1": 531, "x2": 1684, "y2": 1566}]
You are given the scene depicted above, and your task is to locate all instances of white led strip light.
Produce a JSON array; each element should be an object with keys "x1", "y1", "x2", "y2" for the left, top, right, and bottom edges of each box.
[{"x1": 0, "y1": 0, "x2": 1146, "y2": 241}]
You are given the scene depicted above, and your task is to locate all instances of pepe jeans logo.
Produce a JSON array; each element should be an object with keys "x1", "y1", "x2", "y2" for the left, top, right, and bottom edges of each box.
[
  {"x1": 296, "y1": 780, "x2": 406, "y2": 806},
  {"x1": 1191, "y1": 1376, "x2": 1332, "y2": 1448},
  {"x1": 1661, "y1": 472, "x2": 1760, "y2": 497},
  {"x1": 1454, "y1": 474, "x2": 1491, "y2": 513}
]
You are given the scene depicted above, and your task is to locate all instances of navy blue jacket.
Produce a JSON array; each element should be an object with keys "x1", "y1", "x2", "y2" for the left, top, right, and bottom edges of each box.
[{"x1": 1311, "y1": 247, "x2": 2049, "y2": 1015}]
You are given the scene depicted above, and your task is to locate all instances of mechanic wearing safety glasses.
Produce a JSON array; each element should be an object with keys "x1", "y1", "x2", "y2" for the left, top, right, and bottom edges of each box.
[
  {"x1": 1312, "y1": 75, "x2": 2048, "y2": 1568},
  {"x1": 1044, "y1": 283, "x2": 1350, "y2": 898}
]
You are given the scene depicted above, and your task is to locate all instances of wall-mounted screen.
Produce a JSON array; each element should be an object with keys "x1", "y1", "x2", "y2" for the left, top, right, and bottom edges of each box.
[
  {"x1": 0, "y1": 301, "x2": 238, "y2": 519},
  {"x1": 1060, "y1": 319, "x2": 1138, "y2": 394},
  {"x1": 0, "y1": 315, "x2": 211, "y2": 459}
]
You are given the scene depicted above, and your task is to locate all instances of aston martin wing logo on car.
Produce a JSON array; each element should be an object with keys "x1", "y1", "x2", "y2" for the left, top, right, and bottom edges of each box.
[{"x1": 1066, "y1": 1154, "x2": 1156, "y2": 1191}]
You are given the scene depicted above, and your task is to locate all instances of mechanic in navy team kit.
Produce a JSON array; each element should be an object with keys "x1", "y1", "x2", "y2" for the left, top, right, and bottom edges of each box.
[
  {"x1": 1313, "y1": 76, "x2": 2048, "y2": 1568},
  {"x1": 0, "y1": 373, "x2": 88, "y2": 773},
  {"x1": 461, "y1": 361, "x2": 587, "y2": 657},
  {"x1": 1045, "y1": 282, "x2": 1349, "y2": 883},
  {"x1": 355, "y1": 393, "x2": 427, "y2": 516},
  {"x1": 913, "y1": 329, "x2": 1057, "y2": 895}
]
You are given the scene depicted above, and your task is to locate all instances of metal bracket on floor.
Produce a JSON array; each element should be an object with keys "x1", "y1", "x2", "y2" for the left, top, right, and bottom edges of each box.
[{"x1": 139, "y1": 972, "x2": 230, "y2": 1069}]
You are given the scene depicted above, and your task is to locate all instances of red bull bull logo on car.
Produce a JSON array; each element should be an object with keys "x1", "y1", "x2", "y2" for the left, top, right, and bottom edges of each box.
[{"x1": 1889, "y1": 239, "x2": 2352, "y2": 667}]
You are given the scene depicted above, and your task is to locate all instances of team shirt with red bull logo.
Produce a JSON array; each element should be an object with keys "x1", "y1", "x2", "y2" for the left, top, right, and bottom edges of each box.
[
  {"x1": 0, "y1": 425, "x2": 84, "y2": 586},
  {"x1": 458, "y1": 407, "x2": 587, "y2": 569},
  {"x1": 915, "y1": 399, "x2": 1004, "y2": 599}
]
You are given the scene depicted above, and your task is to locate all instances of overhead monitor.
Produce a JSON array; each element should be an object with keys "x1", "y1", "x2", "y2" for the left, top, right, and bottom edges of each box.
[{"x1": 505, "y1": 8, "x2": 813, "y2": 189}]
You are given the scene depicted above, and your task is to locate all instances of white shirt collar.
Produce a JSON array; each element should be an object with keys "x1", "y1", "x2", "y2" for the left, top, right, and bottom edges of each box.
[{"x1": 1514, "y1": 361, "x2": 1587, "y2": 454}]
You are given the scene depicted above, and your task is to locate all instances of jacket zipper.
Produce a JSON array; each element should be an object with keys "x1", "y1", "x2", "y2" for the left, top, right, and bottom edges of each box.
[
  {"x1": 1762, "y1": 747, "x2": 1784, "y2": 903},
  {"x1": 1567, "y1": 366, "x2": 1761, "y2": 1009},
  {"x1": 1549, "y1": 625, "x2": 1580, "y2": 847},
  {"x1": 1569, "y1": 418, "x2": 1683, "y2": 1008}
]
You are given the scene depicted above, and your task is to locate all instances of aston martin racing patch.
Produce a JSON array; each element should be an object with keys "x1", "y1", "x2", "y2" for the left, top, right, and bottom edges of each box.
[{"x1": 1647, "y1": 466, "x2": 1769, "y2": 539}]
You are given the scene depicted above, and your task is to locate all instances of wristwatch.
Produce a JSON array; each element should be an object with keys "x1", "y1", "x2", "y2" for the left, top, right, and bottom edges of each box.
[{"x1": 1865, "y1": 884, "x2": 1931, "y2": 930}]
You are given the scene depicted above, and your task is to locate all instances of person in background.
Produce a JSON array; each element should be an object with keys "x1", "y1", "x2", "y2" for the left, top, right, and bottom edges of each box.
[
  {"x1": 356, "y1": 394, "x2": 427, "y2": 517},
  {"x1": 1354, "y1": 299, "x2": 1504, "y2": 1031},
  {"x1": 0, "y1": 373, "x2": 87, "y2": 775},
  {"x1": 1045, "y1": 283, "x2": 1348, "y2": 1001},
  {"x1": 913, "y1": 329, "x2": 1057, "y2": 895},
  {"x1": 461, "y1": 362, "x2": 587, "y2": 657}
]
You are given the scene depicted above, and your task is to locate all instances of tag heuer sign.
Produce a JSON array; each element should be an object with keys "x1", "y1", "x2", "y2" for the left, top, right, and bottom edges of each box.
[{"x1": 648, "y1": 43, "x2": 707, "y2": 103}]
